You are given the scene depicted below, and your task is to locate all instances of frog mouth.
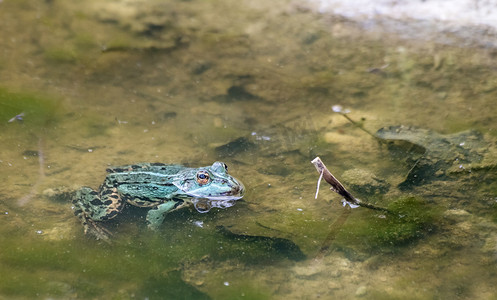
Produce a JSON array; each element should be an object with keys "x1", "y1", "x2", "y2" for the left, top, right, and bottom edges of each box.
[
  {"x1": 187, "y1": 184, "x2": 244, "y2": 213},
  {"x1": 187, "y1": 191, "x2": 244, "y2": 201},
  {"x1": 182, "y1": 182, "x2": 245, "y2": 201}
]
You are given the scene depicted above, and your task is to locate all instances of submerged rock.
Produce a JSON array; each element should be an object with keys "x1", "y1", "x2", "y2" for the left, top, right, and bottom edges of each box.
[
  {"x1": 375, "y1": 125, "x2": 494, "y2": 189},
  {"x1": 341, "y1": 168, "x2": 390, "y2": 195},
  {"x1": 214, "y1": 117, "x2": 324, "y2": 158},
  {"x1": 216, "y1": 225, "x2": 306, "y2": 262},
  {"x1": 215, "y1": 137, "x2": 256, "y2": 157},
  {"x1": 333, "y1": 196, "x2": 440, "y2": 258},
  {"x1": 212, "y1": 86, "x2": 264, "y2": 102}
]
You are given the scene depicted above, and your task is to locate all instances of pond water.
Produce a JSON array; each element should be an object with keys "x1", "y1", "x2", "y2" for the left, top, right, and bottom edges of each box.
[{"x1": 1, "y1": 0, "x2": 497, "y2": 299}]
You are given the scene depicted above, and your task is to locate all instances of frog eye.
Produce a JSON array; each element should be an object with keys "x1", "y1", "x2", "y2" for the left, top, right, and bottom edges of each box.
[
  {"x1": 223, "y1": 163, "x2": 228, "y2": 172},
  {"x1": 196, "y1": 171, "x2": 210, "y2": 185}
]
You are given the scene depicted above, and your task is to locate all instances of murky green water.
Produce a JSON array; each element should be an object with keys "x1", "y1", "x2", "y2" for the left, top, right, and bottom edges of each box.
[{"x1": 1, "y1": 0, "x2": 497, "y2": 299}]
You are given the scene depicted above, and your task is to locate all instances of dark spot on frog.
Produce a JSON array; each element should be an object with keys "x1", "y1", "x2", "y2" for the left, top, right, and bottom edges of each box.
[
  {"x1": 91, "y1": 199, "x2": 103, "y2": 206},
  {"x1": 133, "y1": 195, "x2": 154, "y2": 202},
  {"x1": 106, "y1": 210, "x2": 119, "y2": 219},
  {"x1": 101, "y1": 189, "x2": 113, "y2": 195},
  {"x1": 173, "y1": 200, "x2": 184, "y2": 209}
]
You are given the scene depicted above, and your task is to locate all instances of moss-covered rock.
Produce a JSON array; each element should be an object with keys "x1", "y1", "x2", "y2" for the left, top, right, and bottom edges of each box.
[{"x1": 334, "y1": 196, "x2": 440, "y2": 259}]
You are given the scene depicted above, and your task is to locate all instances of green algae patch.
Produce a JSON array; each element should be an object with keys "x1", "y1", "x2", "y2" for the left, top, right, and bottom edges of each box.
[
  {"x1": 334, "y1": 196, "x2": 440, "y2": 258},
  {"x1": 0, "y1": 88, "x2": 62, "y2": 132},
  {"x1": 0, "y1": 234, "x2": 207, "y2": 299},
  {"x1": 44, "y1": 47, "x2": 79, "y2": 64},
  {"x1": 135, "y1": 271, "x2": 211, "y2": 300}
]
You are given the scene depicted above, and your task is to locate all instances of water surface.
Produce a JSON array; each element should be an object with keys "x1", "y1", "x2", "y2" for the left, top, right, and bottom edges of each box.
[{"x1": 1, "y1": 1, "x2": 497, "y2": 299}]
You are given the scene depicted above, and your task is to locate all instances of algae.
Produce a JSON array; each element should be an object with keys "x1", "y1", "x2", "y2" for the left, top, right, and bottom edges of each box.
[
  {"x1": 334, "y1": 196, "x2": 440, "y2": 258},
  {"x1": 0, "y1": 225, "x2": 289, "y2": 299},
  {"x1": 0, "y1": 88, "x2": 61, "y2": 131},
  {"x1": 136, "y1": 271, "x2": 211, "y2": 300}
]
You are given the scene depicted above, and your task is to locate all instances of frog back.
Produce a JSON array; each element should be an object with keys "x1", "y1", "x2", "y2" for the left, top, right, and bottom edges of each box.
[
  {"x1": 104, "y1": 163, "x2": 186, "y2": 204},
  {"x1": 106, "y1": 163, "x2": 185, "y2": 175}
]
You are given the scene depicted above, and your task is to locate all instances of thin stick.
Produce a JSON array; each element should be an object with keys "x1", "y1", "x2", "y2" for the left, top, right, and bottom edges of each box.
[
  {"x1": 311, "y1": 157, "x2": 390, "y2": 213},
  {"x1": 314, "y1": 170, "x2": 323, "y2": 199}
]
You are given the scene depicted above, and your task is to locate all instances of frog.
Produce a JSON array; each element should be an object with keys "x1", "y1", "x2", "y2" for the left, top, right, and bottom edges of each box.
[{"x1": 72, "y1": 161, "x2": 245, "y2": 241}]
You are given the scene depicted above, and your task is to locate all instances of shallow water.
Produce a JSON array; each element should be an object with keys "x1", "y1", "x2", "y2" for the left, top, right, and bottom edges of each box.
[{"x1": 1, "y1": 0, "x2": 497, "y2": 299}]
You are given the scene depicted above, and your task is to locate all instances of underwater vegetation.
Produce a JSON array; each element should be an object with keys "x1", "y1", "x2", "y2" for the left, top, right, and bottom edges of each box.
[
  {"x1": 311, "y1": 157, "x2": 441, "y2": 259},
  {"x1": 0, "y1": 87, "x2": 61, "y2": 132},
  {"x1": 0, "y1": 220, "x2": 292, "y2": 299},
  {"x1": 334, "y1": 196, "x2": 440, "y2": 259}
]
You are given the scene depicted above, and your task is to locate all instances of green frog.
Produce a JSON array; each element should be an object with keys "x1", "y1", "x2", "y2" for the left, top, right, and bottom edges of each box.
[{"x1": 72, "y1": 161, "x2": 245, "y2": 240}]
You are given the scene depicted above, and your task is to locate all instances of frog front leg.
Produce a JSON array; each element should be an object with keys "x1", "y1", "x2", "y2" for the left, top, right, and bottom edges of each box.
[
  {"x1": 72, "y1": 185, "x2": 124, "y2": 241},
  {"x1": 146, "y1": 200, "x2": 187, "y2": 230}
]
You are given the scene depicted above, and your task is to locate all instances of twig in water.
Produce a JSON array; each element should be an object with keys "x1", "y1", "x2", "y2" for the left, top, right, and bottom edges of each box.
[{"x1": 311, "y1": 157, "x2": 390, "y2": 213}]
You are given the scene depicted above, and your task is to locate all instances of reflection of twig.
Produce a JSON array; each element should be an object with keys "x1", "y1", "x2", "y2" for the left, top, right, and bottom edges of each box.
[
  {"x1": 332, "y1": 105, "x2": 383, "y2": 142},
  {"x1": 311, "y1": 157, "x2": 391, "y2": 259},
  {"x1": 341, "y1": 113, "x2": 378, "y2": 140},
  {"x1": 311, "y1": 157, "x2": 390, "y2": 213},
  {"x1": 315, "y1": 208, "x2": 351, "y2": 260}
]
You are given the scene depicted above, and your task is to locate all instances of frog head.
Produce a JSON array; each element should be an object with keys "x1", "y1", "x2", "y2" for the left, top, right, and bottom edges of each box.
[{"x1": 172, "y1": 161, "x2": 245, "y2": 201}]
